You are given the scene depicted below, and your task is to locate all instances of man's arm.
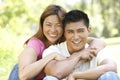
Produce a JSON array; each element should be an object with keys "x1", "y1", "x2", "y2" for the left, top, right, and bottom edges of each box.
[{"x1": 68, "y1": 59, "x2": 117, "y2": 80}]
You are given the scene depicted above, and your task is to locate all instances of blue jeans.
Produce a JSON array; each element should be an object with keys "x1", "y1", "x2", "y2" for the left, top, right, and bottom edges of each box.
[
  {"x1": 8, "y1": 64, "x2": 34, "y2": 80},
  {"x1": 8, "y1": 64, "x2": 19, "y2": 80},
  {"x1": 43, "y1": 76, "x2": 59, "y2": 80},
  {"x1": 43, "y1": 71, "x2": 120, "y2": 80},
  {"x1": 98, "y1": 71, "x2": 120, "y2": 80}
]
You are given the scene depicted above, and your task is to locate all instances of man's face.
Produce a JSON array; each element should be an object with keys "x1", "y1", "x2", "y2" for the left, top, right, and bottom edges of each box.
[{"x1": 64, "y1": 21, "x2": 91, "y2": 54}]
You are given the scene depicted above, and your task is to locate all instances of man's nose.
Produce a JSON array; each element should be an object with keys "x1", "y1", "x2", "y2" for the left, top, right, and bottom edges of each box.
[{"x1": 74, "y1": 33, "x2": 79, "y2": 39}]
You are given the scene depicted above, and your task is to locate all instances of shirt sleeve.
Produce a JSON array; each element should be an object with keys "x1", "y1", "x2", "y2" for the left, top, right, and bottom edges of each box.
[
  {"x1": 42, "y1": 45, "x2": 61, "y2": 58},
  {"x1": 97, "y1": 47, "x2": 113, "y2": 65},
  {"x1": 27, "y1": 38, "x2": 45, "y2": 58}
]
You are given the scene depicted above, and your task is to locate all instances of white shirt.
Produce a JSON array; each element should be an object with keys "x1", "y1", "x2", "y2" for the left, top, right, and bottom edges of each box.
[{"x1": 42, "y1": 41, "x2": 112, "y2": 79}]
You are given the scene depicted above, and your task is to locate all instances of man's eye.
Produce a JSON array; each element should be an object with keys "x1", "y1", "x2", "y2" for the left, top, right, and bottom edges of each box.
[
  {"x1": 78, "y1": 29, "x2": 84, "y2": 32},
  {"x1": 68, "y1": 31, "x2": 73, "y2": 33}
]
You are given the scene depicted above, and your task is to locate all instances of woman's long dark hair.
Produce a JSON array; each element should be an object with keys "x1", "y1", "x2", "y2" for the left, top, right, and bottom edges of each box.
[{"x1": 25, "y1": 4, "x2": 66, "y2": 45}]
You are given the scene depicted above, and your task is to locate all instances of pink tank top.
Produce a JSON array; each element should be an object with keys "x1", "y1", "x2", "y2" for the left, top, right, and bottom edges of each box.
[
  {"x1": 27, "y1": 37, "x2": 45, "y2": 59},
  {"x1": 27, "y1": 38, "x2": 46, "y2": 80}
]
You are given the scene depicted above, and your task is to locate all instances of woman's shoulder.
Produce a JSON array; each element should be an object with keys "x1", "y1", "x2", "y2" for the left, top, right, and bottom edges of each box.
[
  {"x1": 27, "y1": 37, "x2": 45, "y2": 58},
  {"x1": 29, "y1": 37, "x2": 43, "y2": 43},
  {"x1": 28, "y1": 37, "x2": 45, "y2": 49}
]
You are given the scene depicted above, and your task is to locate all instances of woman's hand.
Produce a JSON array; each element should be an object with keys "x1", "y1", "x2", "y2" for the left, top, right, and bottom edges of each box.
[
  {"x1": 89, "y1": 47, "x2": 97, "y2": 55},
  {"x1": 53, "y1": 53, "x2": 66, "y2": 60},
  {"x1": 81, "y1": 48, "x2": 97, "y2": 61},
  {"x1": 74, "y1": 48, "x2": 97, "y2": 61}
]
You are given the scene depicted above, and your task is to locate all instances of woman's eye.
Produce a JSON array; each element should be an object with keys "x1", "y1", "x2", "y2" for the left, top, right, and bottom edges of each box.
[
  {"x1": 46, "y1": 24, "x2": 51, "y2": 27},
  {"x1": 56, "y1": 24, "x2": 61, "y2": 27}
]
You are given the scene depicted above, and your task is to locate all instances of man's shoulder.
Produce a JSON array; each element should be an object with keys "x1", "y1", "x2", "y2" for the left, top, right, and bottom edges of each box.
[
  {"x1": 50, "y1": 41, "x2": 66, "y2": 49},
  {"x1": 42, "y1": 42, "x2": 66, "y2": 58}
]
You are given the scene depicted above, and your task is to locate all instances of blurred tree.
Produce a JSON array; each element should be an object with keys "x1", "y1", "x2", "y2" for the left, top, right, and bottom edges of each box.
[
  {"x1": 113, "y1": 0, "x2": 120, "y2": 36},
  {"x1": 81, "y1": 0, "x2": 86, "y2": 10},
  {"x1": 99, "y1": 0, "x2": 120, "y2": 37},
  {"x1": 99, "y1": 0, "x2": 110, "y2": 37},
  {"x1": 71, "y1": 0, "x2": 120, "y2": 38}
]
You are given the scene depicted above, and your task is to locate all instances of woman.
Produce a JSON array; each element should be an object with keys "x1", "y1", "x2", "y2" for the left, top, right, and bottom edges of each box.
[{"x1": 8, "y1": 4, "x2": 105, "y2": 80}]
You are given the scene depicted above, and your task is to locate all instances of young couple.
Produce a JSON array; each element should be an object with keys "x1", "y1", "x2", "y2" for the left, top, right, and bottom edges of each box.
[{"x1": 8, "y1": 4, "x2": 119, "y2": 80}]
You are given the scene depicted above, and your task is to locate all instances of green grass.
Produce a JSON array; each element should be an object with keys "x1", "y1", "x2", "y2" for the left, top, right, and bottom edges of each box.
[
  {"x1": 0, "y1": 37, "x2": 120, "y2": 80},
  {"x1": 104, "y1": 37, "x2": 120, "y2": 45}
]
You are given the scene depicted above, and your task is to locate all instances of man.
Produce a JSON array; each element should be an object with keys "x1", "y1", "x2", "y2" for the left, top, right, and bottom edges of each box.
[{"x1": 42, "y1": 10, "x2": 119, "y2": 80}]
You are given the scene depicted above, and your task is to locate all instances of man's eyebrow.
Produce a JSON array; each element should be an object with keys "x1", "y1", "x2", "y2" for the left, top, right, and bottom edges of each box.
[
  {"x1": 66, "y1": 29, "x2": 73, "y2": 31},
  {"x1": 78, "y1": 28, "x2": 85, "y2": 30}
]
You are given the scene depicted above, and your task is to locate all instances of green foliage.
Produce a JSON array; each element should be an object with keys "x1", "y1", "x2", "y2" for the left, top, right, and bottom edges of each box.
[{"x1": 71, "y1": 0, "x2": 120, "y2": 37}]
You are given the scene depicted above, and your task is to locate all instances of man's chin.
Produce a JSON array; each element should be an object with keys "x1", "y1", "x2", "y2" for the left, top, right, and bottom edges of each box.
[{"x1": 76, "y1": 47, "x2": 84, "y2": 51}]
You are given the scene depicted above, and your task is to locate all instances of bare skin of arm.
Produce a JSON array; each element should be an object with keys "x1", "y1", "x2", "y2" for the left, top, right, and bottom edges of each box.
[
  {"x1": 44, "y1": 48, "x2": 96, "y2": 79},
  {"x1": 19, "y1": 46, "x2": 65, "y2": 80},
  {"x1": 67, "y1": 59, "x2": 117, "y2": 80},
  {"x1": 87, "y1": 37, "x2": 106, "y2": 53}
]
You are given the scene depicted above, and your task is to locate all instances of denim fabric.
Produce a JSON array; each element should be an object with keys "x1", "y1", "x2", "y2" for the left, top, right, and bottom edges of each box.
[
  {"x1": 8, "y1": 64, "x2": 35, "y2": 80},
  {"x1": 43, "y1": 76, "x2": 59, "y2": 80},
  {"x1": 98, "y1": 71, "x2": 120, "y2": 80},
  {"x1": 43, "y1": 72, "x2": 120, "y2": 80},
  {"x1": 8, "y1": 64, "x2": 19, "y2": 80}
]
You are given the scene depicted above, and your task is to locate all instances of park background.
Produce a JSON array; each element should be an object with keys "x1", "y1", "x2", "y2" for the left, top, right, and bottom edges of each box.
[{"x1": 0, "y1": 0, "x2": 120, "y2": 79}]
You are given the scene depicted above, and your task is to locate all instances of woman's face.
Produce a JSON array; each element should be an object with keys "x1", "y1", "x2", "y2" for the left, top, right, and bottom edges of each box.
[{"x1": 43, "y1": 15, "x2": 63, "y2": 44}]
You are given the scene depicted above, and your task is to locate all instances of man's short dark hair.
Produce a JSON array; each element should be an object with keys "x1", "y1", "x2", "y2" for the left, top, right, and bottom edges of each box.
[{"x1": 63, "y1": 10, "x2": 89, "y2": 29}]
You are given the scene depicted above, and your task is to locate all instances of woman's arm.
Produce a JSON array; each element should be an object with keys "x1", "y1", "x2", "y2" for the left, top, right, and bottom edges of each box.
[
  {"x1": 44, "y1": 52, "x2": 81, "y2": 79},
  {"x1": 18, "y1": 46, "x2": 62, "y2": 80},
  {"x1": 87, "y1": 37, "x2": 106, "y2": 53}
]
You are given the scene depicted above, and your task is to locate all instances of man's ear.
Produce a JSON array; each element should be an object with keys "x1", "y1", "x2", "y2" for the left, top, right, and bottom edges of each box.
[{"x1": 88, "y1": 27, "x2": 91, "y2": 33}]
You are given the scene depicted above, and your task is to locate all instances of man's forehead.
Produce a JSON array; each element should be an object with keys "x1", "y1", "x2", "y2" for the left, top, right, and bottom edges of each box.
[
  {"x1": 65, "y1": 21, "x2": 85, "y2": 26},
  {"x1": 65, "y1": 24, "x2": 86, "y2": 30},
  {"x1": 66, "y1": 27, "x2": 85, "y2": 30}
]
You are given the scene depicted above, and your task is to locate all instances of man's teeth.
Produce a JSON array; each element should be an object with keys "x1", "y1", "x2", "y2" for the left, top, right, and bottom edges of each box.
[{"x1": 73, "y1": 41, "x2": 81, "y2": 44}]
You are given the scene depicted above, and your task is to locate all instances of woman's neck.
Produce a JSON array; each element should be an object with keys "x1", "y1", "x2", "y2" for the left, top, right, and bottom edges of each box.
[{"x1": 45, "y1": 40, "x2": 55, "y2": 48}]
